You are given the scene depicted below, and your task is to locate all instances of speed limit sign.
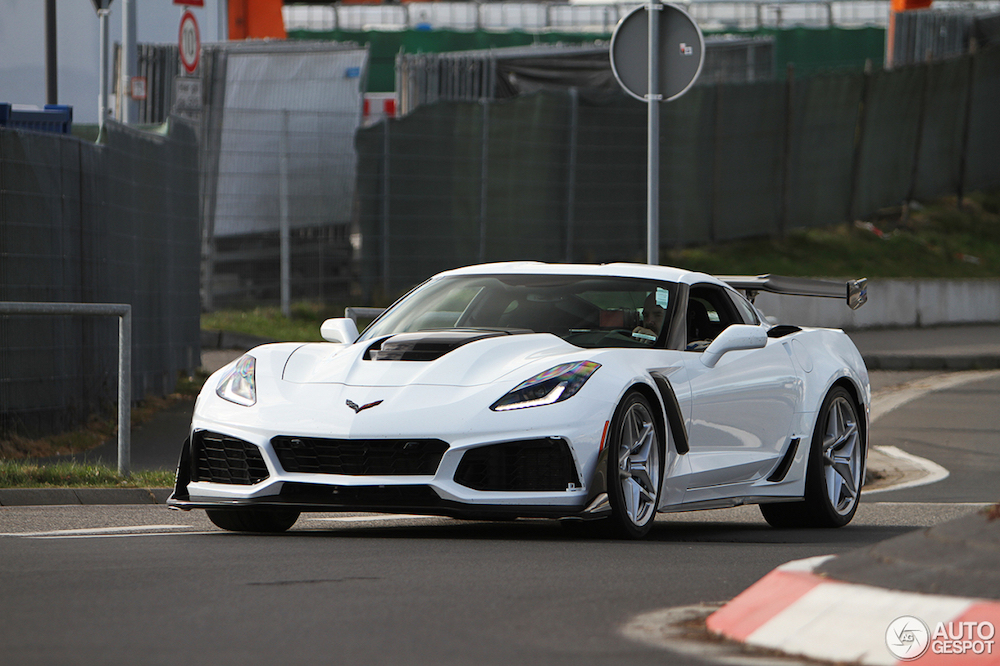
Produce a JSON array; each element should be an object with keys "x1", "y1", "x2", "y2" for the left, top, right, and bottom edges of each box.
[{"x1": 179, "y1": 10, "x2": 200, "y2": 74}]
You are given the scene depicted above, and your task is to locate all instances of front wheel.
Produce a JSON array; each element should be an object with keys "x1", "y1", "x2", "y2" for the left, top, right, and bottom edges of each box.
[
  {"x1": 761, "y1": 386, "x2": 864, "y2": 528},
  {"x1": 206, "y1": 508, "x2": 300, "y2": 533},
  {"x1": 607, "y1": 391, "x2": 663, "y2": 539}
]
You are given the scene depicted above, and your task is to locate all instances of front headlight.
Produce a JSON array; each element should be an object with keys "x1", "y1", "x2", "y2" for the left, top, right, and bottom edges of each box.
[
  {"x1": 491, "y1": 361, "x2": 600, "y2": 412},
  {"x1": 216, "y1": 355, "x2": 257, "y2": 406}
]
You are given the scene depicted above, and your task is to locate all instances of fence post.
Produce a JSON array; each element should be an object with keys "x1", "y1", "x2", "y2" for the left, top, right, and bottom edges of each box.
[
  {"x1": 279, "y1": 110, "x2": 291, "y2": 317},
  {"x1": 479, "y1": 98, "x2": 490, "y2": 264},
  {"x1": 381, "y1": 117, "x2": 391, "y2": 293},
  {"x1": 904, "y1": 59, "x2": 932, "y2": 220},
  {"x1": 118, "y1": 307, "x2": 131, "y2": 476},
  {"x1": 957, "y1": 41, "x2": 978, "y2": 209},
  {"x1": 779, "y1": 63, "x2": 794, "y2": 238},
  {"x1": 565, "y1": 88, "x2": 579, "y2": 262},
  {"x1": 847, "y1": 59, "x2": 873, "y2": 222}
]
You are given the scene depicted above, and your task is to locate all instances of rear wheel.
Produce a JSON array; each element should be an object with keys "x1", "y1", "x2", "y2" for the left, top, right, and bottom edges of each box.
[
  {"x1": 761, "y1": 386, "x2": 863, "y2": 528},
  {"x1": 607, "y1": 391, "x2": 663, "y2": 539},
  {"x1": 206, "y1": 508, "x2": 300, "y2": 533}
]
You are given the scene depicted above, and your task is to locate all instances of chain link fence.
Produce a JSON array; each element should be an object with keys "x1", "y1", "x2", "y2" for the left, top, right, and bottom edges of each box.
[{"x1": 0, "y1": 121, "x2": 201, "y2": 440}]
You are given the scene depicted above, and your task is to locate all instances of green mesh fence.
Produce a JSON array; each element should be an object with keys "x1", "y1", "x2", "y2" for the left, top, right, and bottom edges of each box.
[
  {"x1": 290, "y1": 26, "x2": 887, "y2": 93},
  {"x1": 358, "y1": 45, "x2": 1000, "y2": 295}
]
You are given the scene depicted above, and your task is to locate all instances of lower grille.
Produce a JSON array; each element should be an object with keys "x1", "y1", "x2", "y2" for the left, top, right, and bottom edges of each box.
[
  {"x1": 279, "y1": 482, "x2": 442, "y2": 506},
  {"x1": 193, "y1": 431, "x2": 269, "y2": 485},
  {"x1": 454, "y1": 438, "x2": 581, "y2": 492},
  {"x1": 271, "y1": 437, "x2": 448, "y2": 476}
]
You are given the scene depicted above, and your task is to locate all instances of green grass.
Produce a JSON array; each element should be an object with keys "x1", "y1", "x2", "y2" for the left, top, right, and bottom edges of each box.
[
  {"x1": 0, "y1": 461, "x2": 175, "y2": 488},
  {"x1": 201, "y1": 301, "x2": 343, "y2": 342},
  {"x1": 665, "y1": 193, "x2": 1000, "y2": 278}
]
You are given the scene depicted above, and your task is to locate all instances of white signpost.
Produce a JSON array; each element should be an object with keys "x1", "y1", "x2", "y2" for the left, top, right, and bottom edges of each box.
[{"x1": 610, "y1": 2, "x2": 704, "y2": 264}]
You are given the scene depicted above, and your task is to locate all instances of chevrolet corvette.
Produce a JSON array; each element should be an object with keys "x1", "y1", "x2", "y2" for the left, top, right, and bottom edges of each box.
[{"x1": 169, "y1": 262, "x2": 870, "y2": 538}]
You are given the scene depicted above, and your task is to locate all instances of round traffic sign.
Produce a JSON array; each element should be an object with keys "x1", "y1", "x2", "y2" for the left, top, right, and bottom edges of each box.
[
  {"x1": 179, "y1": 10, "x2": 201, "y2": 74},
  {"x1": 610, "y1": 3, "x2": 704, "y2": 102}
]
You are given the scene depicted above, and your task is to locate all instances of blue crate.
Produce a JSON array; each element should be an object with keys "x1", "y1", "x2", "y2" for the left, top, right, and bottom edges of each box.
[{"x1": 0, "y1": 103, "x2": 73, "y2": 134}]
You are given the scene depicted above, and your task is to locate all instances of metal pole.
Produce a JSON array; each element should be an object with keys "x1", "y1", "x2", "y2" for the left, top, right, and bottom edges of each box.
[
  {"x1": 646, "y1": 0, "x2": 661, "y2": 265},
  {"x1": 118, "y1": 307, "x2": 131, "y2": 476},
  {"x1": 0, "y1": 302, "x2": 131, "y2": 476},
  {"x1": 279, "y1": 111, "x2": 291, "y2": 318},
  {"x1": 122, "y1": 0, "x2": 137, "y2": 123},
  {"x1": 98, "y1": 9, "x2": 110, "y2": 130},
  {"x1": 565, "y1": 87, "x2": 579, "y2": 263},
  {"x1": 381, "y1": 118, "x2": 390, "y2": 293},
  {"x1": 479, "y1": 98, "x2": 490, "y2": 264},
  {"x1": 45, "y1": 0, "x2": 57, "y2": 104}
]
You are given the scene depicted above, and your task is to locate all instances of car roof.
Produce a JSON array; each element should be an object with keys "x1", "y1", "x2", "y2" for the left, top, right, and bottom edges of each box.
[{"x1": 435, "y1": 261, "x2": 726, "y2": 288}]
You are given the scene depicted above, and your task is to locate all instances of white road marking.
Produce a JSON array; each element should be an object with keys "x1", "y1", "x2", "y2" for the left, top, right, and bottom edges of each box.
[
  {"x1": 0, "y1": 524, "x2": 193, "y2": 538},
  {"x1": 870, "y1": 369, "x2": 1000, "y2": 423},
  {"x1": 866, "y1": 369, "x2": 1000, "y2": 493},
  {"x1": 866, "y1": 445, "x2": 950, "y2": 494}
]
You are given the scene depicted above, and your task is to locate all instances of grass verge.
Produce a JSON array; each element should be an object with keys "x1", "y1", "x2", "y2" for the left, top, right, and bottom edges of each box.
[
  {"x1": 665, "y1": 192, "x2": 1000, "y2": 278},
  {"x1": 0, "y1": 461, "x2": 175, "y2": 488},
  {"x1": 0, "y1": 371, "x2": 207, "y2": 461}
]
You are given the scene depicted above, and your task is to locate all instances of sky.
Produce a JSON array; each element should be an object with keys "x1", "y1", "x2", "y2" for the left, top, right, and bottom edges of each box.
[{"x1": 0, "y1": 0, "x2": 226, "y2": 123}]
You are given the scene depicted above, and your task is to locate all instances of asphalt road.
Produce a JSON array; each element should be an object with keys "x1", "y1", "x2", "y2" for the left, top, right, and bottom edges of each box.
[{"x1": 1, "y1": 374, "x2": 997, "y2": 666}]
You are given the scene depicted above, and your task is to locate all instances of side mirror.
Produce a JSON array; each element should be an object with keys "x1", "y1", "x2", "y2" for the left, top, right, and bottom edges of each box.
[
  {"x1": 320, "y1": 318, "x2": 359, "y2": 344},
  {"x1": 701, "y1": 325, "x2": 767, "y2": 368}
]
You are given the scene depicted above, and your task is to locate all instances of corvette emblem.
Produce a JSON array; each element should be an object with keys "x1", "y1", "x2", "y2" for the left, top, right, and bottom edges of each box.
[{"x1": 346, "y1": 399, "x2": 383, "y2": 413}]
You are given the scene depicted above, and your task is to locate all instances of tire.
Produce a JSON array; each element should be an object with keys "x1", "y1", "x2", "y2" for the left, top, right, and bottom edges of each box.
[
  {"x1": 761, "y1": 386, "x2": 864, "y2": 528},
  {"x1": 206, "y1": 508, "x2": 300, "y2": 533},
  {"x1": 607, "y1": 391, "x2": 664, "y2": 539}
]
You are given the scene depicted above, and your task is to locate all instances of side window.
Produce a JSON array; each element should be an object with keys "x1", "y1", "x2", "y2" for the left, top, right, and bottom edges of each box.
[
  {"x1": 685, "y1": 285, "x2": 742, "y2": 351},
  {"x1": 727, "y1": 290, "x2": 760, "y2": 325}
]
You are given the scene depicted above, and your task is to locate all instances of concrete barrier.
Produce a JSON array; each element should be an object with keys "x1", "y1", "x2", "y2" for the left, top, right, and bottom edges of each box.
[{"x1": 754, "y1": 279, "x2": 1000, "y2": 330}]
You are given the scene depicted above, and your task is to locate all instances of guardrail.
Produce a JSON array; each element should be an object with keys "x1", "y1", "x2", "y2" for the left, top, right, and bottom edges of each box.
[{"x1": 0, "y1": 303, "x2": 132, "y2": 475}]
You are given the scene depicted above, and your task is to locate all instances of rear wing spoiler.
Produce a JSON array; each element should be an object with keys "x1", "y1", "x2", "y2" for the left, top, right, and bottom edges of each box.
[{"x1": 719, "y1": 275, "x2": 868, "y2": 310}]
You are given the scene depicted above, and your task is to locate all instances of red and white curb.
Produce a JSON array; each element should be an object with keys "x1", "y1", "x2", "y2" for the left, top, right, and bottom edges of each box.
[{"x1": 706, "y1": 556, "x2": 1000, "y2": 665}]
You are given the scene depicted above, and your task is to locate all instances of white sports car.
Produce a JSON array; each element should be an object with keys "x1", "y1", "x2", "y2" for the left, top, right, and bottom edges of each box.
[{"x1": 169, "y1": 262, "x2": 870, "y2": 538}]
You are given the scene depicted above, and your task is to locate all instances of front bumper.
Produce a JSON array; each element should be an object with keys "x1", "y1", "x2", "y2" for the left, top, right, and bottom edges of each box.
[{"x1": 167, "y1": 428, "x2": 609, "y2": 520}]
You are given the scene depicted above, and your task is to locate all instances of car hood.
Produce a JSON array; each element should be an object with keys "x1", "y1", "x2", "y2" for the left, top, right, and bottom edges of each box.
[{"x1": 281, "y1": 331, "x2": 585, "y2": 388}]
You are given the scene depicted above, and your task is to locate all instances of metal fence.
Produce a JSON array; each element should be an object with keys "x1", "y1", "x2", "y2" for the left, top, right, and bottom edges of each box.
[
  {"x1": 0, "y1": 121, "x2": 201, "y2": 439},
  {"x1": 890, "y1": 9, "x2": 1000, "y2": 67},
  {"x1": 285, "y1": 1, "x2": 1000, "y2": 33},
  {"x1": 355, "y1": 44, "x2": 1000, "y2": 296},
  {"x1": 198, "y1": 41, "x2": 367, "y2": 309},
  {"x1": 397, "y1": 38, "x2": 774, "y2": 115}
]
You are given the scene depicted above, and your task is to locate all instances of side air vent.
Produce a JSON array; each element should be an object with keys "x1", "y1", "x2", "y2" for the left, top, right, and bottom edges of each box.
[
  {"x1": 192, "y1": 431, "x2": 269, "y2": 485},
  {"x1": 767, "y1": 325, "x2": 802, "y2": 339},
  {"x1": 272, "y1": 437, "x2": 447, "y2": 476},
  {"x1": 454, "y1": 438, "x2": 581, "y2": 491}
]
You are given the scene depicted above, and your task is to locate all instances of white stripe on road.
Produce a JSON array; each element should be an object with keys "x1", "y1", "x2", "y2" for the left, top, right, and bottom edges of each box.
[
  {"x1": 867, "y1": 369, "x2": 1000, "y2": 494},
  {"x1": 870, "y1": 369, "x2": 1000, "y2": 423},
  {"x1": 0, "y1": 524, "x2": 193, "y2": 538}
]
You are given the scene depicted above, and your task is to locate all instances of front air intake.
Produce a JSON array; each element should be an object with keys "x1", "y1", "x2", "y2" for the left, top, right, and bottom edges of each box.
[
  {"x1": 454, "y1": 438, "x2": 581, "y2": 491},
  {"x1": 192, "y1": 431, "x2": 269, "y2": 485},
  {"x1": 272, "y1": 437, "x2": 448, "y2": 476}
]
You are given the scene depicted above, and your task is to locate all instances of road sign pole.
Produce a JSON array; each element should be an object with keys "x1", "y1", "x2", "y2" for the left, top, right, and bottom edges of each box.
[
  {"x1": 98, "y1": 8, "x2": 110, "y2": 129},
  {"x1": 646, "y1": 1, "x2": 661, "y2": 265}
]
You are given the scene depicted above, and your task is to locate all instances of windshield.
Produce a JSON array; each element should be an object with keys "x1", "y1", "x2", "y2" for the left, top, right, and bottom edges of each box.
[{"x1": 358, "y1": 275, "x2": 678, "y2": 349}]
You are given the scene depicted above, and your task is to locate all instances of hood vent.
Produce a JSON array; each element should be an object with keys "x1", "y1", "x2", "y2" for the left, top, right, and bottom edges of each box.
[{"x1": 368, "y1": 329, "x2": 529, "y2": 362}]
